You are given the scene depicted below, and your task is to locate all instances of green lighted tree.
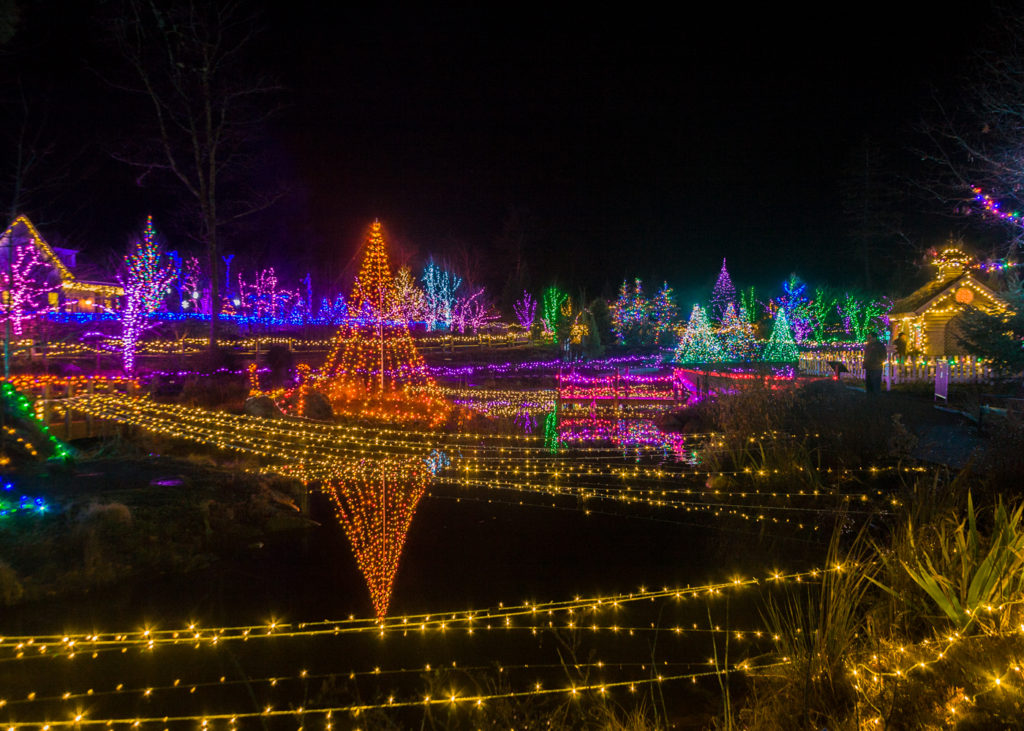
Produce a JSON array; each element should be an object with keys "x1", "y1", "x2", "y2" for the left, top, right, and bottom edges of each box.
[
  {"x1": 541, "y1": 286, "x2": 568, "y2": 341},
  {"x1": 718, "y1": 303, "x2": 757, "y2": 361},
  {"x1": 762, "y1": 308, "x2": 799, "y2": 362},
  {"x1": 673, "y1": 305, "x2": 724, "y2": 364}
]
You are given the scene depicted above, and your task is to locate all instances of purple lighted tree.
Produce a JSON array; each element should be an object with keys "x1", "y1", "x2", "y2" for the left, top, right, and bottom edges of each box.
[
  {"x1": 710, "y1": 258, "x2": 737, "y2": 323},
  {"x1": 513, "y1": 290, "x2": 537, "y2": 329}
]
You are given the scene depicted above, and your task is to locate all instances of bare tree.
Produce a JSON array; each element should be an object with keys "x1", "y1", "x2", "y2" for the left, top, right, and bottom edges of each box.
[
  {"x1": 918, "y1": 18, "x2": 1024, "y2": 257},
  {"x1": 108, "y1": 0, "x2": 280, "y2": 351}
]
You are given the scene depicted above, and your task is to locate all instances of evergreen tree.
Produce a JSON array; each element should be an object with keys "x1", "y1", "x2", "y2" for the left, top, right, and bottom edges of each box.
[
  {"x1": 611, "y1": 278, "x2": 650, "y2": 344},
  {"x1": 650, "y1": 282, "x2": 680, "y2": 346},
  {"x1": 762, "y1": 308, "x2": 799, "y2": 362},
  {"x1": 718, "y1": 303, "x2": 757, "y2": 361},
  {"x1": 674, "y1": 305, "x2": 724, "y2": 364},
  {"x1": 710, "y1": 259, "x2": 737, "y2": 323}
]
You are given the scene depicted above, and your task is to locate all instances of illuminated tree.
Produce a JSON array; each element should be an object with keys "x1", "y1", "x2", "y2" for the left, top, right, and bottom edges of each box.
[
  {"x1": 718, "y1": 303, "x2": 757, "y2": 361},
  {"x1": 0, "y1": 224, "x2": 58, "y2": 337},
  {"x1": 809, "y1": 286, "x2": 838, "y2": 342},
  {"x1": 421, "y1": 261, "x2": 461, "y2": 331},
  {"x1": 838, "y1": 292, "x2": 892, "y2": 342},
  {"x1": 774, "y1": 274, "x2": 813, "y2": 343},
  {"x1": 451, "y1": 287, "x2": 498, "y2": 334},
  {"x1": 611, "y1": 279, "x2": 649, "y2": 345},
  {"x1": 740, "y1": 286, "x2": 760, "y2": 324},
  {"x1": 317, "y1": 294, "x2": 349, "y2": 324},
  {"x1": 237, "y1": 267, "x2": 284, "y2": 319},
  {"x1": 762, "y1": 308, "x2": 799, "y2": 362},
  {"x1": 710, "y1": 259, "x2": 737, "y2": 323},
  {"x1": 513, "y1": 290, "x2": 537, "y2": 329},
  {"x1": 388, "y1": 266, "x2": 426, "y2": 324},
  {"x1": 650, "y1": 282, "x2": 679, "y2": 345},
  {"x1": 319, "y1": 221, "x2": 446, "y2": 424},
  {"x1": 541, "y1": 286, "x2": 568, "y2": 338},
  {"x1": 120, "y1": 216, "x2": 174, "y2": 374},
  {"x1": 673, "y1": 305, "x2": 724, "y2": 364}
]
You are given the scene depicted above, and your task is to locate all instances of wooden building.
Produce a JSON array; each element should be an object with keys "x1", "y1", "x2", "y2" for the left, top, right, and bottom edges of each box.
[
  {"x1": 890, "y1": 246, "x2": 1011, "y2": 356},
  {"x1": 0, "y1": 215, "x2": 123, "y2": 313}
]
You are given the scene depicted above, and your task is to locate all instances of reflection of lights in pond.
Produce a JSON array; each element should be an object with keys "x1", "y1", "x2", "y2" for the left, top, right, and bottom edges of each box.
[
  {"x1": 0, "y1": 481, "x2": 49, "y2": 517},
  {"x1": 557, "y1": 418, "x2": 695, "y2": 463},
  {"x1": 322, "y1": 454, "x2": 436, "y2": 620}
]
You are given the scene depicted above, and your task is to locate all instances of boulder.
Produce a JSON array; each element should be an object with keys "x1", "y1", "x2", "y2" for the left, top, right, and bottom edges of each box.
[
  {"x1": 243, "y1": 396, "x2": 285, "y2": 419},
  {"x1": 301, "y1": 391, "x2": 334, "y2": 422}
]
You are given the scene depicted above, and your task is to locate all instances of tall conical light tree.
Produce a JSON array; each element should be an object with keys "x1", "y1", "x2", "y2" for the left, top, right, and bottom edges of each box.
[
  {"x1": 762, "y1": 308, "x2": 799, "y2": 362},
  {"x1": 319, "y1": 221, "x2": 446, "y2": 423},
  {"x1": 718, "y1": 303, "x2": 757, "y2": 361},
  {"x1": 710, "y1": 258, "x2": 737, "y2": 323},
  {"x1": 673, "y1": 305, "x2": 724, "y2": 364}
]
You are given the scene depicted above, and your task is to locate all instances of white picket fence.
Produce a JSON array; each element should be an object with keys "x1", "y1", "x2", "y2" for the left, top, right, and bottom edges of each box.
[{"x1": 799, "y1": 353, "x2": 1001, "y2": 385}]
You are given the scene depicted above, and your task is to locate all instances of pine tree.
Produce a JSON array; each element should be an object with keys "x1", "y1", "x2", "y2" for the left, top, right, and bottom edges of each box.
[
  {"x1": 674, "y1": 305, "x2": 724, "y2": 364},
  {"x1": 710, "y1": 259, "x2": 737, "y2": 323},
  {"x1": 611, "y1": 279, "x2": 650, "y2": 344},
  {"x1": 650, "y1": 282, "x2": 679, "y2": 345},
  {"x1": 717, "y1": 303, "x2": 757, "y2": 361},
  {"x1": 120, "y1": 216, "x2": 174, "y2": 374},
  {"x1": 762, "y1": 308, "x2": 799, "y2": 362}
]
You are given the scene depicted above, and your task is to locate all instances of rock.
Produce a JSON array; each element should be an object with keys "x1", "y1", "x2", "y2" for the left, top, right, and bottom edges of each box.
[
  {"x1": 243, "y1": 396, "x2": 285, "y2": 419},
  {"x1": 301, "y1": 391, "x2": 334, "y2": 421}
]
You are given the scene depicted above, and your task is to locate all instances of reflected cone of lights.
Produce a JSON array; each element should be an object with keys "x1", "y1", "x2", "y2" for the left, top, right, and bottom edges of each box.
[
  {"x1": 323, "y1": 455, "x2": 432, "y2": 619},
  {"x1": 318, "y1": 221, "x2": 447, "y2": 424}
]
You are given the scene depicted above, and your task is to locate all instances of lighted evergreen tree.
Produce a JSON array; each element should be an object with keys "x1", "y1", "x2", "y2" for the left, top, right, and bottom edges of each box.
[
  {"x1": 710, "y1": 259, "x2": 737, "y2": 323},
  {"x1": 319, "y1": 221, "x2": 446, "y2": 423},
  {"x1": 673, "y1": 305, "x2": 724, "y2": 364},
  {"x1": 650, "y1": 282, "x2": 679, "y2": 345},
  {"x1": 718, "y1": 303, "x2": 757, "y2": 361},
  {"x1": 773, "y1": 274, "x2": 813, "y2": 342},
  {"x1": 761, "y1": 308, "x2": 799, "y2": 362},
  {"x1": 120, "y1": 216, "x2": 174, "y2": 375},
  {"x1": 611, "y1": 278, "x2": 651, "y2": 344}
]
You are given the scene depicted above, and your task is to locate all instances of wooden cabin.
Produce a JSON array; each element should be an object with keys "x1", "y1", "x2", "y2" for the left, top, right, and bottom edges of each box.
[
  {"x1": 890, "y1": 246, "x2": 1011, "y2": 356},
  {"x1": 0, "y1": 215, "x2": 123, "y2": 313}
]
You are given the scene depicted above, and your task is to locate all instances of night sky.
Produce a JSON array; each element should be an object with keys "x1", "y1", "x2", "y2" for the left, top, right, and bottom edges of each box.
[{"x1": 0, "y1": 1, "x2": 1005, "y2": 307}]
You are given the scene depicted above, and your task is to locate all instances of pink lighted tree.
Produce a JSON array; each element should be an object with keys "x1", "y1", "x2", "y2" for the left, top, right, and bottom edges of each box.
[{"x1": 0, "y1": 229, "x2": 58, "y2": 336}]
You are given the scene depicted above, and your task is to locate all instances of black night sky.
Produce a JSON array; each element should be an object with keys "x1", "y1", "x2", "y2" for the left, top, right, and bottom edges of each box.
[{"x1": 0, "y1": 1, "x2": 1006, "y2": 308}]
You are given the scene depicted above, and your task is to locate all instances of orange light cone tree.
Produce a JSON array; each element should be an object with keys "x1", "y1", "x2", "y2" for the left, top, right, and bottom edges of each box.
[
  {"x1": 318, "y1": 220, "x2": 447, "y2": 425},
  {"x1": 315, "y1": 221, "x2": 449, "y2": 618}
]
